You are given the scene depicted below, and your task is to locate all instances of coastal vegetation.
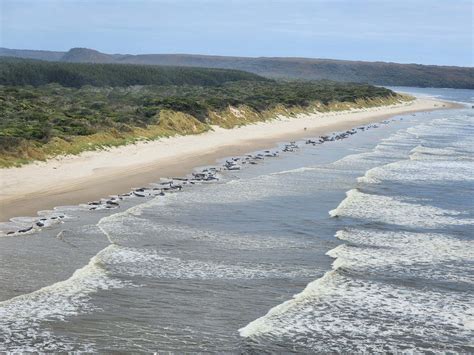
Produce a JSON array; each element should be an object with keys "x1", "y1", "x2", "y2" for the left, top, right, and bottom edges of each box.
[
  {"x1": 0, "y1": 57, "x2": 266, "y2": 87},
  {"x1": 0, "y1": 59, "x2": 406, "y2": 167}
]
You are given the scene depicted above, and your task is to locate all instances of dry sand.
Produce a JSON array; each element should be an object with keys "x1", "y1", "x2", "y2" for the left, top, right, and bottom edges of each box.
[{"x1": 0, "y1": 98, "x2": 454, "y2": 221}]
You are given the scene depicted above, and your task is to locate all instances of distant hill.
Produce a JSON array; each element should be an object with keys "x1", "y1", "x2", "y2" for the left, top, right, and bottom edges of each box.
[
  {"x1": 0, "y1": 57, "x2": 267, "y2": 87},
  {"x1": 116, "y1": 54, "x2": 474, "y2": 89},
  {"x1": 60, "y1": 47, "x2": 117, "y2": 63},
  {"x1": 0, "y1": 47, "x2": 65, "y2": 61},
  {"x1": 1, "y1": 47, "x2": 473, "y2": 89}
]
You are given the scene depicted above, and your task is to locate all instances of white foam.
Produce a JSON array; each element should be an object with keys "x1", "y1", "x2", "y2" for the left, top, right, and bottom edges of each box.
[
  {"x1": 241, "y1": 110, "x2": 474, "y2": 352},
  {"x1": 100, "y1": 206, "x2": 314, "y2": 251},
  {"x1": 0, "y1": 245, "x2": 125, "y2": 351},
  {"x1": 407, "y1": 116, "x2": 473, "y2": 137},
  {"x1": 329, "y1": 189, "x2": 474, "y2": 228},
  {"x1": 239, "y1": 269, "x2": 473, "y2": 352},
  {"x1": 271, "y1": 167, "x2": 317, "y2": 175},
  {"x1": 359, "y1": 159, "x2": 474, "y2": 184},
  {"x1": 101, "y1": 246, "x2": 317, "y2": 280},
  {"x1": 341, "y1": 117, "x2": 474, "y2": 185},
  {"x1": 409, "y1": 144, "x2": 474, "y2": 161},
  {"x1": 330, "y1": 229, "x2": 474, "y2": 283},
  {"x1": 241, "y1": 224, "x2": 474, "y2": 351}
]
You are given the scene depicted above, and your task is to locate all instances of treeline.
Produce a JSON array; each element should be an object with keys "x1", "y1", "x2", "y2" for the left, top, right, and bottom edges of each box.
[
  {"x1": 142, "y1": 80, "x2": 394, "y2": 120},
  {"x1": 0, "y1": 57, "x2": 267, "y2": 87},
  {"x1": 0, "y1": 81, "x2": 394, "y2": 150},
  {"x1": 2, "y1": 47, "x2": 472, "y2": 89},
  {"x1": 0, "y1": 57, "x2": 398, "y2": 166}
]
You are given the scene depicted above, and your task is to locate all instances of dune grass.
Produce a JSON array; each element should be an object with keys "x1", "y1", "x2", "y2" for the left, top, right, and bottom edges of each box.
[{"x1": 0, "y1": 81, "x2": 409, "y2": 167}]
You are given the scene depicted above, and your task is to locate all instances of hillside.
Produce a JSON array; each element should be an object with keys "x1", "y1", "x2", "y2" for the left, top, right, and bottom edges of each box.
[
  {"x1": 0, "y1": 57, "x2": 399, "y2": 167},
  {"x1": 60, "y1": 47, "x2": 116, "y2": 63},
  {"x1": 0, "y1": 47, "x2": 65, "y2": 61},
  {"x1": 1, "y1": 47, "x2": 472, "y2": 89},
  {"x1": 119, "y1": 55, "x2": 474, "y2": 89},
  {"x1": 0, "y1": 57, "x2": 267, "y2": 87}
]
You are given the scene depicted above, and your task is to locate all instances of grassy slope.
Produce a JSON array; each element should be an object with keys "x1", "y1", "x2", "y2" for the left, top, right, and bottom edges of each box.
[
  {"x1": 0, "y1": 58, "x2": 406, "y2": 167},
  {"x1": 0, "y1": 85, "x2": 408, "y2": 167}
]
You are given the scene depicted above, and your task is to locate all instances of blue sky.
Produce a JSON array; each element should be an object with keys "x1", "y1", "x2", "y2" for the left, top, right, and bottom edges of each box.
[{"x1": 0, "y1": 0, "x2": 472, "y2": 66}]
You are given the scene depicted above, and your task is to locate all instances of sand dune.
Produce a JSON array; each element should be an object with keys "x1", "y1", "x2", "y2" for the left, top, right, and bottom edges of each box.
[{"x1": 0, "y1": 98, "x2": 453, "y2": 221}]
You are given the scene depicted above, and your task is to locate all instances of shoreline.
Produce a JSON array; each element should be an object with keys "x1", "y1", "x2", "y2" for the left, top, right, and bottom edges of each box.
[{"x1": 0, "y1": 98, "x2": 457, "y2": 222}]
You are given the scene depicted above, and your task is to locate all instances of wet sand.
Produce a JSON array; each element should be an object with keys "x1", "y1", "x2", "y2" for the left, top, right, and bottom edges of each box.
[{"x1": 0, "y1": 98, "x2": 456, "y2": 221}]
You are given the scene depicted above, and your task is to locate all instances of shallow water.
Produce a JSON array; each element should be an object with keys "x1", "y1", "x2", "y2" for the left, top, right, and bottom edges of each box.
[{"x1": 0, "y1": 87, "x2": 472, "y2": 352}]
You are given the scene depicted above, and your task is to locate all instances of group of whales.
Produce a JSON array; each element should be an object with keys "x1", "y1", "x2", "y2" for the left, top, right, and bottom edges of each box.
[{"x1": 3, "y1": 119, "x2": 395, "y2": 236}]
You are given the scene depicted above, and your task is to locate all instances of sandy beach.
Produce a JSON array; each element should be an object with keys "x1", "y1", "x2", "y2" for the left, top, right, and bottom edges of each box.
[{"x1": 0, "y1": 98, "x2": 454, "y2": 221}]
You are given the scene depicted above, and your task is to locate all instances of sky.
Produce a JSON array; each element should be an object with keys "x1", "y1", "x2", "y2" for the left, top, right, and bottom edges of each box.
[{"x1": 0, "y1": 0, "x2": 472, "y2": 66}]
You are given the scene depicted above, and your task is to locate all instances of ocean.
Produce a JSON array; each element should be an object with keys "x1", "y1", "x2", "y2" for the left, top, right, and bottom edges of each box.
[{"x1": 0, "y1": 87, "x2": 472, "y2": 352}]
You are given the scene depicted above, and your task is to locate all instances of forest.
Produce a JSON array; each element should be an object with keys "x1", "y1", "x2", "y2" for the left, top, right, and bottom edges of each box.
[
  {"x1": 0, "y1": 58, "x2": 399, "y2": 166},
  {"x1": 2, "y1": 47, "x2": 473, "y2": 89},
  {"x1": 0, "y1": 57, "x2": 266, "y2": 87}
]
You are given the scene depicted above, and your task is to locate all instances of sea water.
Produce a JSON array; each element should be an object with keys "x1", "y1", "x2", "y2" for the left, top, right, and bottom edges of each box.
[{"x1": 0, "y1": 87, "x2": 472, "y2": 352}]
